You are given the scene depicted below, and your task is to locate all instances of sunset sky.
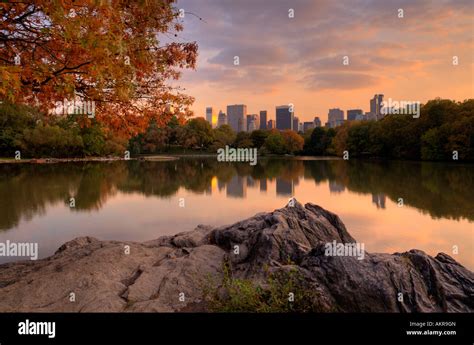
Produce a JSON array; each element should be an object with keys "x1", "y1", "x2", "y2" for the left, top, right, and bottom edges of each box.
[{"x1": 174, "y1": 0, "x2": 473, "y2": 123}]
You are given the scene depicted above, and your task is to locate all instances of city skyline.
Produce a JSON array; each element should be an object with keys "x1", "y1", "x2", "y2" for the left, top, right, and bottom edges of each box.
[
  {"x1": 175, "y1": 0, "x2": 473, "y2": 123},
  {"x1": 202, "y1": 93, "x2": 387, "y2": 130}
]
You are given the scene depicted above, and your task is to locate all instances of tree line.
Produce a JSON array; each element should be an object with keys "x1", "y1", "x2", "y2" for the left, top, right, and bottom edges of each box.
[{"x1": 0, "y1": 98, "x2": 472, "y2": 161}]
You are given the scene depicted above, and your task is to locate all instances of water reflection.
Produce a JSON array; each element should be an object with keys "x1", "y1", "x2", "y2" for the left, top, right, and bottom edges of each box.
[{"x1": 0, "y1": 158, "x2": 473, "y2": 232}]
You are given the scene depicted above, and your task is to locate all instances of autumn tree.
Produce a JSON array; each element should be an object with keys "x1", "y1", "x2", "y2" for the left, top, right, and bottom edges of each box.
[
  {"x1": 282, "y1": 129, "x2": 304, "y2": 154},
  {"x1": 0, "y1": 0, "x2": 198, "y2": 140}
]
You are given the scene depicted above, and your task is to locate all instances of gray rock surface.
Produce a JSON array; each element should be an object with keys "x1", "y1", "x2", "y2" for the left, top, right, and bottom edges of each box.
[{"x1": 0, "y1": 201, "x2": 472, "y2": 312}]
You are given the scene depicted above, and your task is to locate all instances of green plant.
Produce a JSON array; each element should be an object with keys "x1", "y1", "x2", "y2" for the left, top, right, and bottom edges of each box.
[{"x1": 202, "y1": 260, "x2": 327, "y2": 312}]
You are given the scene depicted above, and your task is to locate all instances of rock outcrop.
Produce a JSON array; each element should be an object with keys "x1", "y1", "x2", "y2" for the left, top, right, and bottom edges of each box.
[{"x1": 0, "y1": 201, "x2": 472, "y2": 312}]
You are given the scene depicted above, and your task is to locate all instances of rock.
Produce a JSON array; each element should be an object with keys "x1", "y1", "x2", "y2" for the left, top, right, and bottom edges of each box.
[{"x1": 0, "y1": 200, "x2": 472, "y2": 312}]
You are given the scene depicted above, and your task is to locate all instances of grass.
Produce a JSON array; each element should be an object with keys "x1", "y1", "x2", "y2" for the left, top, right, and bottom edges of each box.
[{"x1": 202, "y1": 260, "x2": 330, "y2": 312}]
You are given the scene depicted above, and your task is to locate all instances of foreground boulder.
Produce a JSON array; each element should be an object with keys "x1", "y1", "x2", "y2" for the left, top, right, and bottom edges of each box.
[{"x1": 0, "y1": 201, "x2": 472, "y2": 312}]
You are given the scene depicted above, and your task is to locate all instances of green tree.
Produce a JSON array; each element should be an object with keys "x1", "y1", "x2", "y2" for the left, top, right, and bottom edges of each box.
[
  {"x1": 212, "y1": 125, "x2": 236, "y2": 150},
  {"x1": 0, "y1": 102, "x2": 39, "y2": 157},
  {"x1": 21, "y1": 124, "x2": 83, "y2": 158},
  {"x1": 186, "y1": 118, "x2": 214, "y2": 149},
  {"x1": 264, "y1": 132, "x2": 286, "y2": 154},
  {"x1": 250, "y1": 130, "x2": 269, "y2": 149},
  {"x1": 234, "y1": 132, "x2": 254, "y2": 148}
]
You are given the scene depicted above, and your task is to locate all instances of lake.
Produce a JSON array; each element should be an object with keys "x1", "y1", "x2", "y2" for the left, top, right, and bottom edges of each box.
[{"x1": 0, "y1": 157, "x2": 472, "y2": 269}]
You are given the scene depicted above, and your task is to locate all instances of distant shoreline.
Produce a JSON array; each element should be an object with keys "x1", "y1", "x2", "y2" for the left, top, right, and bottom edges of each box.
[
  {"x1": 1, "y1": 154, "x2": 470, "y2": 164},
  {"x1": 0, "y1": 156, "x2": 178, "y2": 164},
  {"x1": 0, "y1": 154, "x2": 342, "y2": 164}
]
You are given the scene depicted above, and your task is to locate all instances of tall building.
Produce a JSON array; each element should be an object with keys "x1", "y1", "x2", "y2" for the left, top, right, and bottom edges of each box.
[
  {"x1": 246, "y1": 115, "x2": 252, "y2": 131},
  {"x1": 370, "y1": 94, "x2": 384, "y2": 120},
  {"x1": 365, "y1": 112, "x2": 376, "y2": 121},
  {"x1": 347, "y1": 109, "x2": 363, "y2": 121},
  {"x1": 247, "y1": 114, "x2": 259, "y2": 132},
  {"x1": 276, "y1": 105, "x2": 293, "y2": 130},
  {"x1": 267, "y1": 119, "x2": 275, "y2": 129},
  {"x1": 314, "y1": 117, "x2": 322, "y2": 127},
  {"x1": 303, "y1": 121, "x2": 314, "y2": 132},
  {"x1": 293, "y1": 117, "x2": 299, "y2": 132},
  {"x1": 227, "y1": 104, "x2": 247, "y2": 132},
  {"x1": 328, "y1": 108, "x2": 344, "y2": 128},
  {"x1": 205, "y1": 107, "x2": 214, "y2": 127},
  {"x1": 259, "y1": 110, "x2": 267, "y2": 129},
  {"x1": 217, "y1": 110, "x2": 227, "y2": 127}
]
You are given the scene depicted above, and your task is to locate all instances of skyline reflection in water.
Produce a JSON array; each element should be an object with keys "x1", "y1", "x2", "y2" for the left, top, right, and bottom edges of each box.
[{"x1": 0, "y1": 158, "x2": 472, "y2": 269}]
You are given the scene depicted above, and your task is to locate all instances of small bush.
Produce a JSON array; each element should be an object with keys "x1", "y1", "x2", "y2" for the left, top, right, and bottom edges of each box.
[{"x1": 202, "y1": 260, "x2": 328, "y2": 312}]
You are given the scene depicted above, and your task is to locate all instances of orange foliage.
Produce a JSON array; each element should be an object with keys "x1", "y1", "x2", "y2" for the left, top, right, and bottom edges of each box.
[{"x1": 0, "y1": 0, "x2": 198, "y2": 139}]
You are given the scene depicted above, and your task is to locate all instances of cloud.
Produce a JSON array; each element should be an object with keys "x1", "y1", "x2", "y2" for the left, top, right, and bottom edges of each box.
[
  {"x1": 174, "y1": 0, "x2": 473, "y2": 117},
  {"x1": 302, "y1": 72, "x2": 380, "y2": 90}
]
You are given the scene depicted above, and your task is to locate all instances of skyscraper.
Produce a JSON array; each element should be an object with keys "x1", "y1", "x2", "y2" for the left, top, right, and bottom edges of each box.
[
  {"x1": 259, "y1": 110, "x2": 267, "y2": 129},
  {"x1": 347, "y1": 109, "x2": 363, "y2": 121},
  {"x1": 276, "y1": 105, "x2": 293, "y2": 130},
  {"x1": 366, "y1": 111, "x2": 376, "y2": 121},
  {"x1": 303, "y1": 121, "x2": 314, "y2": 132},
  {"x1": 247, "y1": 114, "x2": 259, "y2": 132},
  {"x1": 314, "y1": 117, "x2": 322, "y2": 127},
  {"x1": 227, "y1": 104, "x2": 247, "y2": 132},
  {"x1": 217, "y1": 110, "x2": 227, "y2": 127},
  {"x1": 370, "y1": 94, "x2": 384, "y2": 120},
  {"x1": 267, "y1": 119, "x2": 275, "y2": 129},
  {"x1": 293, "y1": 116, "x2": 299, "y2": 132},
  {"x1": 328, "y1": 108, "x2": 344, "y2": 128},
  {"x1": 205, "y1": 107, "x2": 214, "y2": 127}
]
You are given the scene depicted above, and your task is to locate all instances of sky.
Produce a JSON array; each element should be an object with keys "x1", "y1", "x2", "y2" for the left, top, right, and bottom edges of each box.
[{"x1": 173, "y1": 0, "x2": 473, "y2": 123}]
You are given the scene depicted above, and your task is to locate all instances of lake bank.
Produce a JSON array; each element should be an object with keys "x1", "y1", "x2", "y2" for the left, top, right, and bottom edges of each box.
[{"x1": 0, "y1": 155, "x2": 179, "y2": 164}]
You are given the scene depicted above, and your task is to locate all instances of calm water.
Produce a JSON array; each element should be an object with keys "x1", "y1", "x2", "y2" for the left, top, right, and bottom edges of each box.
[{"x1": 0, "y1": 158, "x2": 472, "y2": 269}]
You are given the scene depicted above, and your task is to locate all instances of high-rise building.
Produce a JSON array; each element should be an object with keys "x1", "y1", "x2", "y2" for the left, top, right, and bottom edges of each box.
[
  {"x1": 303, "y1": 121, "x2": 315, "y2": 132},
  {"x1": 328, "y1": 108, "x2": 344, "y2": 128},
  {"x1": 314, "y1": 117, "x2": 322, "y2": 127},
  {"x1": 206, "y1": 107, "x2": 214, "y2": 127},
  {"x1": 259, "y1": 111, "x2": 267, "y2": 130},
  {"x1": 347, "y1": 109, "x2": 363, "y2": 121},
  {"x1": 293, "y1": 117, "x2": 299, "y2": 132},
  {"x1": 246, "y1": 115, "x2": 252, "y2": 131},
  {"x1": 370, "y1": 94, "x2": 384, "y2": 120},
  {"x1": 267, "y1": 119, "x2": 275, "y2": 129},
  {"x1": 217, "y1": 110, "x2": 227, "y2": 127},
  {"x1": 276, "y1": 105, "x2": 293, "y2": 130},
  {"x1": 365, "y1": 112, "x2": 376, "y2": 121},
  {"x1": 227, "y1": 104, "x2": 247, "y2": 132},
  {"x1": 246, "y1": 114, "x2": 259, "y2": 132}
]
